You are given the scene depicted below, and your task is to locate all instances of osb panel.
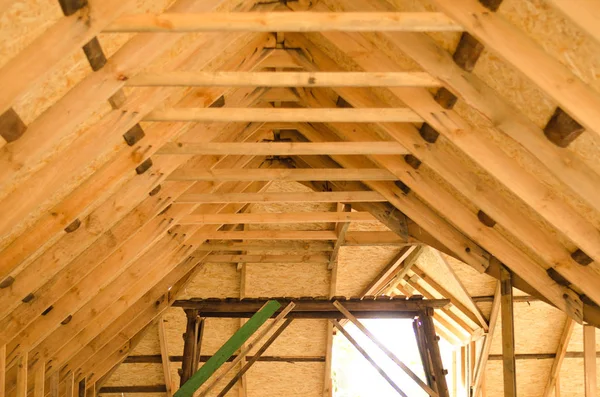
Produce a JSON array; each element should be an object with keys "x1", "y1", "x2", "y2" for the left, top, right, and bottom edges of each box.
[
  {"x1": 244, "y1": 262, "x2": 329, "y2": 297},
  {"x1": 559, "y1": 358, "x2": 600, "y2": 397},
  {"x1": 244, "y1": 319, "x2": 328, "y2": 357},
  {"x1": 566, "y1": 323, "x2": 600, "y2": 352},
  {"x1": 246, "y1": 362, "x2": 325, "y2": 397},
  {"x1": 104, "y1": 362, "x2": 164, "y2": 386},
  {"x1": 178, "y1": 263, "x2": 240, "y2": 299},
  {"x1": 484, "y1": 359, "x2": 553, "y2": 397},
  {"x1": 335, "y1": 246, "x2": 403, "y2": 297},
  {"x1": 489, "y1": 301, "x2": 566, "y2": 355},
  {"x1": 130, "y1": 323, "x2": 161, "y2": 356}
]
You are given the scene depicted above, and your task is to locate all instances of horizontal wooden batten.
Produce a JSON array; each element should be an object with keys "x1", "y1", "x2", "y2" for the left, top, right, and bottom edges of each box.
[
  {"x1": 178, "y1": 211, "x2": 376, "y2": 225},
  {"x1": 157, "y1": 141, "x2": 409, "y2": 155},
  {"x1": 167, "y1": 168, "x2": 398, "y2": 182},
  {"x1": 172, "y1": 297, "x2": 450, "y2": 319},
  {"x1": 127, "y1": 71, "x2": 441, "y2": 87},
  {"x1": 99, "y1": 386, "x2": 166, "y2": 394},
  {"x1": 204, "y1": 254, "x2": 330, "y2": 263},
  {"x1": 123, "y1": 354, "x2": 326, "y2": 363},
  {"x1": 144, "y1": 108, "x2": 423, "y2": 123},
  {"x1": 175, "y1": 191, "x2": 387, "y2": 204},
  {"x1": 195, "y1": 241, "x2": 335, "y2": 251},
  {"x1": 189, "y1": 230, "x2": 409, "y2": 244},
  {"x1": 105, "y1": 12, "x2": 463, "y2": 33}
]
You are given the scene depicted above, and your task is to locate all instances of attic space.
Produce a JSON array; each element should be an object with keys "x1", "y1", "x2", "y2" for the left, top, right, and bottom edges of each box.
[{"x1": 1, "y1": 0, "x2": 599, "y2": 397}]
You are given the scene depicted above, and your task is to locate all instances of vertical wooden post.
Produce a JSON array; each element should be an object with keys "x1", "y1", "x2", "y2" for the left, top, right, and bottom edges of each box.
[
  {"x1": 15, "y1": 354, "x2": 27, "y2": 397},
  {"x1": 421, "y1": 309, "x2": 450, "y2": 397},
  {"x1": 460, "y1": 346, "x2": 467, "y2": 393},
  {"x1": 451, "y1": 350, "x2": 457, "y2": 397},
  {"x1": 180, "y1": 309, "x2": 200, "y2": 387},
  {"x1": 584, "y1": 324, "x2": 597, "y2": 397},
  {"x1": 555, "y1": 376, "x2": 560, "y2": 397},
  {"x1": 85, "y1": 383, "x2": 95, "y2": 397},
  {"x1": 158, "y1": 317, "x2": 174, "y2": 397},
  {"x1": 78, "y1": 378, "x2": 86, "y2": 397},
  {"x1": 50, "y1": 371, "x2": 60, "y2": 397},
  {"x1": 65, "y1": 371, "x2": 75, "y2": 397},
  {"x1": 34, "y1": 364, "x2": 45, "y2": 397},
  {"x1": 500, "y1": 266, "x2": 517, "y2": 397},
  {"x1": 0, "y1": 345, "x2": 5, "y2": 397},
  {"x1": 414, "y1": 318, "x2": 435, "y2": 389}
]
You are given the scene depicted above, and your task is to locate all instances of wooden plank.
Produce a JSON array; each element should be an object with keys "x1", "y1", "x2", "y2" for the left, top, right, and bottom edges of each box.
[
  {"x1": 158, "y1": 141, "x2": 408, "y2": 155},
  {"x1": 198, "y1": 303, "x2": 295, "y2": 396},
  {"x1": 331, "y1": 320, "x2": 408, "y2": 396},
  {"x1": 500, "y1": 267, "x2": 517, "y2": 397},
  {"x1": 158, "y1": 317, "x2": 173, "y2": 397},
  {"x1": 383, "y1": 246, "x2": 423, "y2": 295},
  {"x1": 216, "y1": 319, "x2": 294, "y2": 397},
  {"x1": 0, "y1": 0, "x2": 135, "y2": 116},
  {"x1": 65, "y1": 372, "x2": 75, "y2": 397},
  {"x1": 50, "y1": 372, "x2": 60, "y2": 397},
  {"x1": 174, "y1": 300, "x2": 281, "y2": 397},
  {"x1": 333, "y1": 301, "x2": 439, "y2": 397},
  {"x1": 129, "y1": 71, "x2": 440, "y2": 87},
  {"x1": 145, "y1": 108, "x2": 422, "y2": 123},
  {"x1": 173, "y1": 297, "x2": 450, "y2": 316},
  {"x1": 15, "y1": 355, "x2": 27, "y2": 397},
  {"x1": 179, "y1": 211, "x2": 376, "y2": 225},
  {"x1": 542, "y1": 318, "x2": 575, "y2": 397},
  {"x1": 420, "y1": 311, "x2": 450, "y2": 397},
  {"x1": 176, "y1": 191, "x2": 386, "y2": 204},
  {"x1": 204, "y1": 254, "x2": 331, "y2": 264},
  {"x1": 472, "y1": 283, "x2": 501, "y2": 397},
  {"x1": 430, "y1": 0, "x2": 600, "y2": 140},
  {"x1": 548, "y1": 0, "x2": 600, "y2": 45},
  {"x1": 0, "y1": 345, "x2": 4, "y2": 397},
  {"x1": 196, "y1": 241, "x2": 334, "y2": 251},
  {"x1": 168, "y1": 168, "x2": 397, "y2": 182},
  {"x1": 106, "y1": 12, "x2": 462, "y2": 32},
  {"x1": 33, "y1": 364, "x2": 45, "y2": 397},
  {"x1": 584, "y1": 324, "x2": 597, "y2": 397}
]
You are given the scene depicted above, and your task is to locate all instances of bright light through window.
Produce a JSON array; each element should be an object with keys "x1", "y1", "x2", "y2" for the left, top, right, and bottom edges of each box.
[{"x1": 332, "y1": 319, "x2": 455, "y2": 397}]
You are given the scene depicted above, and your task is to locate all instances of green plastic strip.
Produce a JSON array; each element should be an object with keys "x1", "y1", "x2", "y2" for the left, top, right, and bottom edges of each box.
[{"x1": 174, "y1": 300, "x2": 281, "y2": 397}]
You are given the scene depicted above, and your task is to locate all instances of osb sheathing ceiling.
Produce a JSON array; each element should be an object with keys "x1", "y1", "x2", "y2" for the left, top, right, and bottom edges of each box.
[{"x1": 0, "y1": 0, "x2": 599, "y2": 396}]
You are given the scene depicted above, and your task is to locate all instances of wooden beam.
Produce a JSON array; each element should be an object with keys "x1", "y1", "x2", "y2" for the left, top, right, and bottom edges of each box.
[
  {"x1": 99, "y1": 385, "x2": 167, "y2": 394},
  {"x1": 33, "y1": 364, "x2": 45, "y2": 397},
  {"x1": 128, "y1": 71, "x2": 440, "y2": 87},
  {"x1": 198, "y1": 303, "x2": 295, "y2": 396},
  {"x1": 500, "y1": 267, "x2": 517, "y2": 397},
  {"x1": 50, "y1": 372, "x2": 59, "y2": 397},
  {"x1": 124, "y1": 354, "x2": 326, "y2": 363},
  {"x1": 65, "y1": 372, "x2": 75, "y2": 397},
  {"x1": 179, "y1": 211, "x2": 376, "y2": 225},
  {"x1": 333, "y1": 301, "x2": 439, "y2": 397},
  {"x1": 472, "y1": 283, "x2": 501, "y2": 397},
  {"x1": 172, "y1": 297, "x2": 450, "y2": 318},
  {"x1": 584, "y1": 324, "x2": 597, "y2": 397},
  {"x1": 548, "y1": 0, "x2": 600, "y2": 45},
  {"x1": 188, "y1": 230, "x2": 408, "y2": 243},
  {"x1": 196, "y1": 241, "x2": 335, "y2": 251},
  {"x1": 158, "y1": 317, "x2": 173, "y2": 397},
  {"x1": 216, "y1": 319, "x2": 294, "y2": 397},
  {"x1": 542, "y1": 318, "x2": 575, "y2": 397},
  {"x1": 204, "y1": 254, "x2": 331, "y2": 264},
  {"x1": 419, "y1": 310, "x2": 450, "y2": 397},
  {"x1": 105, "y1": 12, "x2": 462, "y2": 32},
  {"x1": 430, "y1": 0, "x2": 600, "y2": 141},
  {"x1": 0, "y1": 345, "x2": 5, "y2": 397},
  {"x1": 145, "y1": 108, "x2": 422, "y2": 123},
  {"x1": 158, "y1": 141, "x2": 408, "y2": 155},
  {"x1": 168, "y1": 168, "x2": 397, "y2": 182},
  {"x1": 174, "y1": 300, "x2": 281, "y2": 397},
  {"x1": 331, "y1": 320, "x2": 408, "y2": 397},
  {"x1": 176, "y1": 191, "x2": 387, "y2": 204}
]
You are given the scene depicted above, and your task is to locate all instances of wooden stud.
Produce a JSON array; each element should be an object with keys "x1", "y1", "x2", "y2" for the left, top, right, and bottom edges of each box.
[
  {"x1": 542, "y1": 318, "x2": 575, "y2": 397},
  {"x1": 584, "y1": 324, "x2": 597, "y2": 397},
  {"x1": 0, "y1": 345, "x2": 5, "y2": 397},
  {"x1": 50, "y1": 371, "x2": 60, "y2": 397},
  {"x1": 158, "y1": 317, "x2": 173, "y2": 397},
  {"x1": 15, "y1": 355, "x2": 27, "y2": 397},
  {"x1": 500, "y1": 267, "x2": 517, "y2": 397},
  {"x1": 179, "y1": 211, "x2": 376, "y2": 225},
  {"x1": 419, "y1": 310, "x2": 450, "y2": 397},
  {"x1": 33, "y1": 364, "x2": 45, "y2": 397},
  {"x1": 204, "y1": 254, "x2": 331, "y2": 264},
  {"x1": 176, "y1": 191, "x2": 386, "y2": 204},
  {"x1": 106, "y1": 12, "x2": 463, "y2": 32},
  {"x1": 472, "y1": 283, "x2": 501, "y2": 397},
  {"x1": 65, "y1": 371, "x2": 75, "y2": 397},
  {"x1": 180, "y1": 309, "x2": 200, "y2": 387}
]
